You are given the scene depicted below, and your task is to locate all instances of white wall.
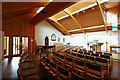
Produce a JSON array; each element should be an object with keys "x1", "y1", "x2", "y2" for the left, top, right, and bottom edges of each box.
[
  {"x1": 35, "y1": 20, "x2": 119, "y2": 52},
  {"x1": 35, "y1": 20, "x2": 67, "y2": 46},
  {"x1": 66, "y1": 31, "x2": 119, "y2": 52}
]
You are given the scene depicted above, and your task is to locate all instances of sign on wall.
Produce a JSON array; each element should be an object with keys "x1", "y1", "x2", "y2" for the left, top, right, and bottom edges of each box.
[{"x1": 112, "y1": 15, "x2": 118, "y2": 32}]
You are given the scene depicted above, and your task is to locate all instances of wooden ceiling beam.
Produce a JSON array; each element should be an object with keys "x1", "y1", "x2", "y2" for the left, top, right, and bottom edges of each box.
[
  {"x1": 96, "y1": 0, "x2": 108, "y2": 33},
  {"x1": 68, "y1": 24, "x2": 112, "y2": 32},
  {"x1": 101, "y1": 3, "x2": 107, "y2": 11},
  {"x1": 64, "y1": 9, "x2": 86, "y2": 34},
  {"x1": 49, "y1": 17, "x2": 71, "y2": 35}
]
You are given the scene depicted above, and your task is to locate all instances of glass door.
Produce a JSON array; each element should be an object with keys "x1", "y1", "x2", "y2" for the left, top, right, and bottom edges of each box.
[
  {"x1": 22, "y1": 37, "x2": 28, "y2": 53},
  {"x1": 13, "y1": 37, "x2": 20, "y2": 55},
  {"x1": 4, "y1": 36, "x2": 9, "y2": 57}
]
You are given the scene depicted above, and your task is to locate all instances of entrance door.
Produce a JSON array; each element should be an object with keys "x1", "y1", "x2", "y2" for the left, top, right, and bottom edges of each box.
[
  {"x1": 13, "y1": 36, "x2": 29, "y2": 56},
  {"x1": 4, "y1": 36, "x2": 9, "y2": 57},
  {"x1": 22, "y1": 37, "x2": 28, "y2": 53},
  {"x1": 13, "y1": 37, "x2": 20, "y2": 56}
]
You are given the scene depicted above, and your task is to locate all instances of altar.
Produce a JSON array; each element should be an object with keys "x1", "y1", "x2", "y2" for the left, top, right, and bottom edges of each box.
[
  {"x1": 89, "y1": 40, "x2": 103, "y2": 52},
  {"x1": 92, "y1": 43, "x2": 103, "y2": 52}
]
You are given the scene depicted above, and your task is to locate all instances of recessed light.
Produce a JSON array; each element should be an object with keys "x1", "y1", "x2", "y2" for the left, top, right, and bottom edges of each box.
[
  {"x1": 36, "y1": 7, "x2": 45, "y2": 13},
  {"x1": 50, "y1": 0, "x2": 53, "y2": 2}
]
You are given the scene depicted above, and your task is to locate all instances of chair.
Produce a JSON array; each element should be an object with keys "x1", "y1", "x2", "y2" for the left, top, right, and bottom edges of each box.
[
  {"x1": 49, "y1": 61, "x2": 57, "y2": 77},
  {"x1": 96, "y1": 52, "x2": 102, "y2": 55},
  {"x1": 71, "y1": 52, "x2": 76, "y2": 57},
  {"x1": 60, "y1": 55, "x2": 65, "y2": 62},
  {"x1": 58, "y1": 65, "x2": 69, "y2": 80},
  {"x1": 86, "y1": 62, "x2": 106, "y2": 79},
  {"x1": 84, "y1": 52, "x2": 90, "y2": 55},
  {"x1": 78, "y1": 54, "x2": 84, "y2": 60},
  {"x1": 91, "y1": 53, "x2": 99, "y2": 57},
  {"x1": 96, "y1": 57, "x2": 110, "y2": 75},
  {"x1": 104, "y1": 52, "x2": 112, "y2": 56},
  {"x1": 85, "y1": 55, "x2": 95, "y2": 63},
  {"x1": 101, "y1": 55, "x2": 110, "y2": 59},
  {"x1": 79, "y1": 51, "x2": 83, "y2": 54},
  {"x1": 71, "y1": 72, "x2": 86, "y2": 80},
  {"x1": 74, "y1": 59, "x2": 85, "y2": 71},
  {"x1": 66, "y1": 57, "x2": 73, "y2": 66}
]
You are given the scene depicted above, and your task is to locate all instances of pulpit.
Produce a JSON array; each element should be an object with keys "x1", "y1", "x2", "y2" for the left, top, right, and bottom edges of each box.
[{"x1": 93, "y1": 43, "x2": 103, "y2": 52}]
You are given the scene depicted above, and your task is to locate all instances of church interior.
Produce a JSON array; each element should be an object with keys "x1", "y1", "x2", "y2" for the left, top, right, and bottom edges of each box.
[{"x1": 0, "y1": 0, "x2": 120, "y2": 80}]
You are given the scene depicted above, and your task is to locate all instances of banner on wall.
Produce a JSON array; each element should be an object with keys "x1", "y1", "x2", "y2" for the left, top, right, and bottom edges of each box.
[{"x1": 112, "y1": 15, "x2": 118, "y2": 32}]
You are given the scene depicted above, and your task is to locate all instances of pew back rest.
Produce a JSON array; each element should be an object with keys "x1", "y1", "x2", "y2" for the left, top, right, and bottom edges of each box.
[
  {"x1": 71, "y1": 53, "x2": 76, "y2": 56},
  {"x1": 66, "y1": 57, "x2": 72, "y2": 62},
  {"x1": 101, "y1": 55, "x2": 110, "y2": 59},
  {"x1": 58, "y1": 65, "x2": 68, "y2": 76},
  {"x1": 86, "y1": 62, "x2": 101, "y2": 71},
  {"x1": 78, "y1": 54, "x2": 84, "y2": 58},
  {"x1": 86, "y1": 56, "x2": 94, "y2": 60},
  {"x1": 74, "y1": 60, "x2": 84, "y2": 66},
  {"x1": 96, "y1": 58, "x2": 108, "y2": 63}
]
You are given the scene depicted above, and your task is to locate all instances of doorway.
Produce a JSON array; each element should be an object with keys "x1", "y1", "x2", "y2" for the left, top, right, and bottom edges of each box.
[
  {"x1": 4, "y1": 36, "x2": 9, "y2": 57},
  {"x1": 13, "y1": 37, "x2": 20, "y2": 56},
  {"x1": 13, "y1": 36, "x2": 29, "y2": 56},
  {"x1": 45, "y1": 36, "x2": 49, "y2": 46},
  {"x1": 22, "y1": 37, "x2": 28, "y2": 53}
]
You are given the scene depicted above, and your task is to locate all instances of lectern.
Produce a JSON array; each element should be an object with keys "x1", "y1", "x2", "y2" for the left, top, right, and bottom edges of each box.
[{"x1": 93, "y1": 43, "x2": 103, "y2": 52}]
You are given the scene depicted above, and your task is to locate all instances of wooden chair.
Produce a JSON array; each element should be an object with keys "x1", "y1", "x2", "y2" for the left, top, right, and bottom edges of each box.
[
  {"x1": 85, "y1": 55, "x2": 95, "y2": 63},
  {"x1": 65, "y1": 56, "x2": 73, "y2": 66},
  {"x1": 96, "y1": 57, "x2": 111, "y2": 76},
  {"x1": 58, "y1": 65, "x2": 69, "y2": 80},
  {"x1": 71, "y1": 52, "x2": 77, "y2": 57},
  {"x1": 84, "y1": 52, "x2": 90, "y2": 55},
  {"x1": 86, "y1": 62, "x2": 106, "y2": 80},
  {"x1": 77, "y1": 54, "x2": 84, "y2": 60},
  {"x1": 17, "y1": 67, "x2": 39, "y2": 80},
  {"x1": 60, "y1": 55, "x2": 65, "y2": 62},
  {"x1": 91, "y1": 53, "x2": 99, "y2": 57},
  {"x1": 49, "y1": 60, "x2": 57, "y2": 77},
  {"x1": 96, "y1": 52, "x2": 102, "y2": 55},
  {"x1": 71, "y1": 71, "x2": 86, "y2": 80},
  {"x1": 104, "y1": 52, "x2": 112, "y2": 56},
  {"x1": 73, "y1": 59, "x2": 85, "y2": 71}
]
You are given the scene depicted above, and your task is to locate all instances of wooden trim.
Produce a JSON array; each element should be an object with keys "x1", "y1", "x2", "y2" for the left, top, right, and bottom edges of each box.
[
  {"x1": 49, "y1": 17, "x2": 71, "y2": 35},
  {"x1": 68, "y1": 24, "x2": 111, "y2": 32},
  {"x1": 64, "y1": 9, "x2": 86, "y2": 34},
  {"x1": 96, "y1": 0, "x2": 108, "y2": 33}
]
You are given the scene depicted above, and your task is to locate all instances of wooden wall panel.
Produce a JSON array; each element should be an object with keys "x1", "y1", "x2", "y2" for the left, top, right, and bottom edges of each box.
[
  {"x1": 2, "y1": 19, "x2": 34, "y2": 58},
  {"x1": 2, "y1": 20, "x2": 33, "y2": 37}
]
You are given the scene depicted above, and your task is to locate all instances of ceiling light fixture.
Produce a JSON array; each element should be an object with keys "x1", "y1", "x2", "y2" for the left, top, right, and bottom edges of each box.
[
  {"x1": 50, "y1": 0, "x2": 53, "y2": 2},
  {"x1": 36, "y1": 7, "x2": 45, "y2": 13}
]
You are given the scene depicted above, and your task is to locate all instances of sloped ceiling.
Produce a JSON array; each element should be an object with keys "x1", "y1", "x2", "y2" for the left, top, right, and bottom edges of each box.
[{"x1": 47, "y1": 0, "x2": 119, "y2": 35}]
